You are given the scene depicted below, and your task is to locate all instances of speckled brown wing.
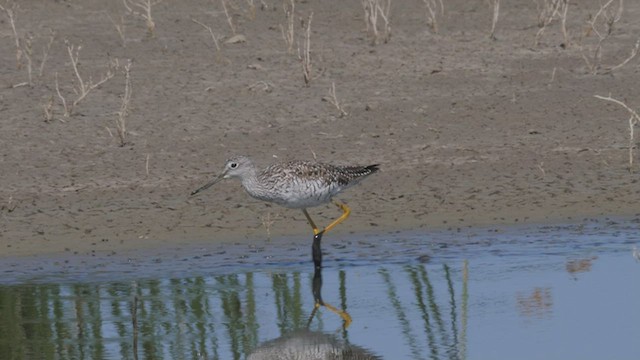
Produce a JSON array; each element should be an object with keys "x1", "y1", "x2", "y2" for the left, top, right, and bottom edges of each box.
[{"x1": 285, "y1": 161, "x2": 378, "y2": 187}]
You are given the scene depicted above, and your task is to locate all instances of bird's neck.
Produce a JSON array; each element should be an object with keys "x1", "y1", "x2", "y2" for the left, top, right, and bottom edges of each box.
[{"x1": 240, "y1": 169, "x2": 264, "y2": 197}]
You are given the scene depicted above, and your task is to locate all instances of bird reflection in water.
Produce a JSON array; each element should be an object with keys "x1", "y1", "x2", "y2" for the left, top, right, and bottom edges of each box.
[
  {"x1": 248, "y1": 236, "x2": 381, "y2": 359},
  {"x1": 247, "y1": 328, "x2": 381, "y2": 360},
  {"x1": 309, "y1": 229, "x2": 352, "y2": 327}
]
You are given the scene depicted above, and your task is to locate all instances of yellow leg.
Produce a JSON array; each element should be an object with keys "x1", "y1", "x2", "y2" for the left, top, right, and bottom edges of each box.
[
  {"x1": 310, "y1": 301, "x2": 353, "y2": 328},
  {"x1": 303, "y1": 200, "x2": 351, "y2": 236},
  {"x1": 321, "y1": 200, "x2": 351, "y2": 234},
  {"x1": 302, "y1": 208, "x2": 320, "y2": 235},
  {"x1": 320, "y1": 302, "x2": 353, "y2": 328}
]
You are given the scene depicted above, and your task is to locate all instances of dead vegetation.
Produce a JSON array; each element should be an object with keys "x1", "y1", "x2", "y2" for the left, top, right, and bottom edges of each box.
[
  {"x1": 109, "y1": 14, "x2": 127, "y2": 47},
  {"x1": 0, "y1": 1, "x2": 638, "y2": 148},
  {"x1": 0, "y1": 2, "x2": 22, "y2": 69},
  {"x1": 530, "y1": 0, "x2": 637, "y2": 74},
  {"x1": 192, "y1": 18, "x2": 229, "y2": 64},
  {"x1": 594, "y1": 94, "x2": 639, "y2": 173},
  {"x1": 323, "y1": 82, "x2": 348, "y2": 117},
  {"x1": 123, "y1": 0, "x2": 161, "y2": 37},
  {"x1": 219, "y1": 0, "x2": 237, "y2": 35},
  {"x1": 1, "y1": 195, "x2": 17, "y2": 214},
  {"x1": 581, "y1": 0, "x2": 638, "y2": 74},
  {"x1": 0, "y1": 3, "x2": 55, "y2": 87},
  {"x1": 422, "y1": 0, "x2": 443, "y2": 34},
  {"x1": 55, "y1": 41, "x2": 119, "y2": 118},
  {"x1": 299, "y1": 12, "x2": 313, "y2": 86},
  {"x1": 280, "y1": 0, "x2": 295, "y2": 54},
  {"x1": 42, "y1": 95, "x2": 55, "y2": 122},
  {"x1": 17, "y1": 30, "x2": 56, "y2": 88},
  {"x1": 191, "y1": 18, "x2": 221, "y2": 52},
  {"x1": 260, "y1": 211, "x2": 281, "y2": 240},
  {"x1": 115, "y1": 60, "x2": 133, "y2": 147},
  {"x1": 488, "y1": 0, "x2": 500, "y2": 40},
  {"x1": 362, "y1": 0, "x2": 391, "y2": 45},
  {"x1": 534, "y1": 0, "x2": 569, "y2": 46}
]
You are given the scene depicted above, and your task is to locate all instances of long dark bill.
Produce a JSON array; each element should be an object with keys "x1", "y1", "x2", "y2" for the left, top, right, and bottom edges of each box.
[{"x1": 190, "y1": 175, "x2": 224, "y2": 196}]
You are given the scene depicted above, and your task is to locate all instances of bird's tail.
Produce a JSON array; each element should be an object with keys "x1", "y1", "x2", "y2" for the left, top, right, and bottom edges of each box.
[
  {"x1": 340, "y1": 164, "x2": 379, "y2": 180},
  {"x1": 365, "y1": 164, "x2": 380, "y2": 174}
]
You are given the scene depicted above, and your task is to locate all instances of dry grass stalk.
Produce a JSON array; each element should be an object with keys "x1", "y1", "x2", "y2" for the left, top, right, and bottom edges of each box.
[
  {"x1": 299, "y1": 12, "x2": 313, "y2": 87},
  {"x1": 324, "y1": 82, "x2": 348, "y2": 117},
  {"x1": 1, "y1": 3, "x2": 55, "y2": 87},
  {"x1": 537, "y1": 162, "x2": 546, "y2": 179},
  {"x1": 193, "y1": 18, "x2": 222, "y2": 50},
  {"x1": 58, "y1": 41, "x2": 119, "y2": 117},
  {"x1": 593, "y1": 94, "x2": 640, "y2": 172},
  {"x1": 109, "y1": 14, "x2": 127, "y2": 46},
  {"x1": 362, "y1": 0, "x2": 391, "y2": 45},
  {"x1": 42, "y1": 95, "x2": 55, "y2": 122},
  {"x1": 54, "y1": 73, "x2": 68, "y2": 120},
  {"x1": 145, "y1": 154, "x2": 150, "y2": 177},
  {"x1": 220, "y1": 0, "x2": 237, "y2": 35},
  {"x1": 581, "y1": 0, "x2": 625, "y2": 74},
  {"x1": 1, "y1": 195, "x2": 17, "y2": 214},
  {"x1": 378, "y1": 0, "x2": 391, "y2": 43},
  {"x1": 123, "y1": 0, "x2": 161, "y2": 37},
  {"x1": 116, "y1": 60, "x2": 133, "y2": 147},
  {"x1": 15, "y1": 33, "x2": 33, "y2": 87},
  {"x1": 68, "y1": 43, "x2": 119, "y2": 111},
  {"x1": 534, "y1": 0, "x2": 563, "y2": 46},
  {"x1": 586, "y1": 0, "x2": 622, "y2": 39},
  {"x1": 548, "y1": 66, "x2": 557, "y2": 85},
  {"x1": 308, "y1": 146, "x2": 318, "y2": 161},
  {"x1": 280, "y1": 0, "x2": 295, "y2": 54},
  {"x1": 38, "y1": 29, "x2": 55, "y2": 78},
  {"x1": 246, "y1": 0, "x2": 256, "y2": 20},
  {"x1": 0, "y1": 2, "x2": 23, "y2": 69},
  {"x1": 362, "y1": 0, "x2": 372, "y2": 34},
  {"x1": 259, "y1": 0, "x2": 269, "y2": 10},
  {"x1": 489, "y1": 0, "x2": 500, "y2": 40},
  {"x1": 604, "y1": 38, "x2": 640, "y2": 74},
  {"x1": 17, "y1": 29, "x2": 56, "y2": 87},
  {"x1": 559, "y1": 0, "x2": 569, "y2": 47},
  {"x1": 260, "y1": 211, "x2": 281, "y2": 240},
  {"x1": 422, "y1": 0, "x2": 443, "y2": 34},
  {"x1": 535, "y1": 0, "x2": 561, "y2": 28}
]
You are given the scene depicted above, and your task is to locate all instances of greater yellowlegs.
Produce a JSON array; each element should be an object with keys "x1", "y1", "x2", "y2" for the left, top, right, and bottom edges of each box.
[
  {"x1": 192, "y1": 155, "x2": 377, "y2": 325},
  {"x1": 191, "y1": 155, "x2": 379, "y2": 240}
]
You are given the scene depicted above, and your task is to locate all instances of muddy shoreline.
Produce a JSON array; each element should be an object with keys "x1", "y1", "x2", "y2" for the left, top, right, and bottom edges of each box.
[{"x1": 2, "y1": 0, "x2": 640, "y2": 258}]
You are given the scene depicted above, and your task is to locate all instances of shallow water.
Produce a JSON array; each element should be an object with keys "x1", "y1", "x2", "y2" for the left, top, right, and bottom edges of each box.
[{"x1": 0, "y1": 219, "x2": 638, "y2": 360}]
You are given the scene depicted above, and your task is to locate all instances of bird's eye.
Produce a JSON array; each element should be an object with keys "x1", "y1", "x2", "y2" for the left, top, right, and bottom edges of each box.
[{"x1": 229, "y1": 162, "x2": 238, "y2": 169}]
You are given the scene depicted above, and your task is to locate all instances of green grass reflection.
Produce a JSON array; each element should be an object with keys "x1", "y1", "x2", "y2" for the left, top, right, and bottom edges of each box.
[{"x1": 0, "y1": 262, "x2": 469, "y2": 360}]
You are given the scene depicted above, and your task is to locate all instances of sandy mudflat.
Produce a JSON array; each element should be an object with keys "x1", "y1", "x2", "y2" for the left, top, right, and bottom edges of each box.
[{"x1": 1, "y1": 0, "x2": 639, "y2": 258}]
